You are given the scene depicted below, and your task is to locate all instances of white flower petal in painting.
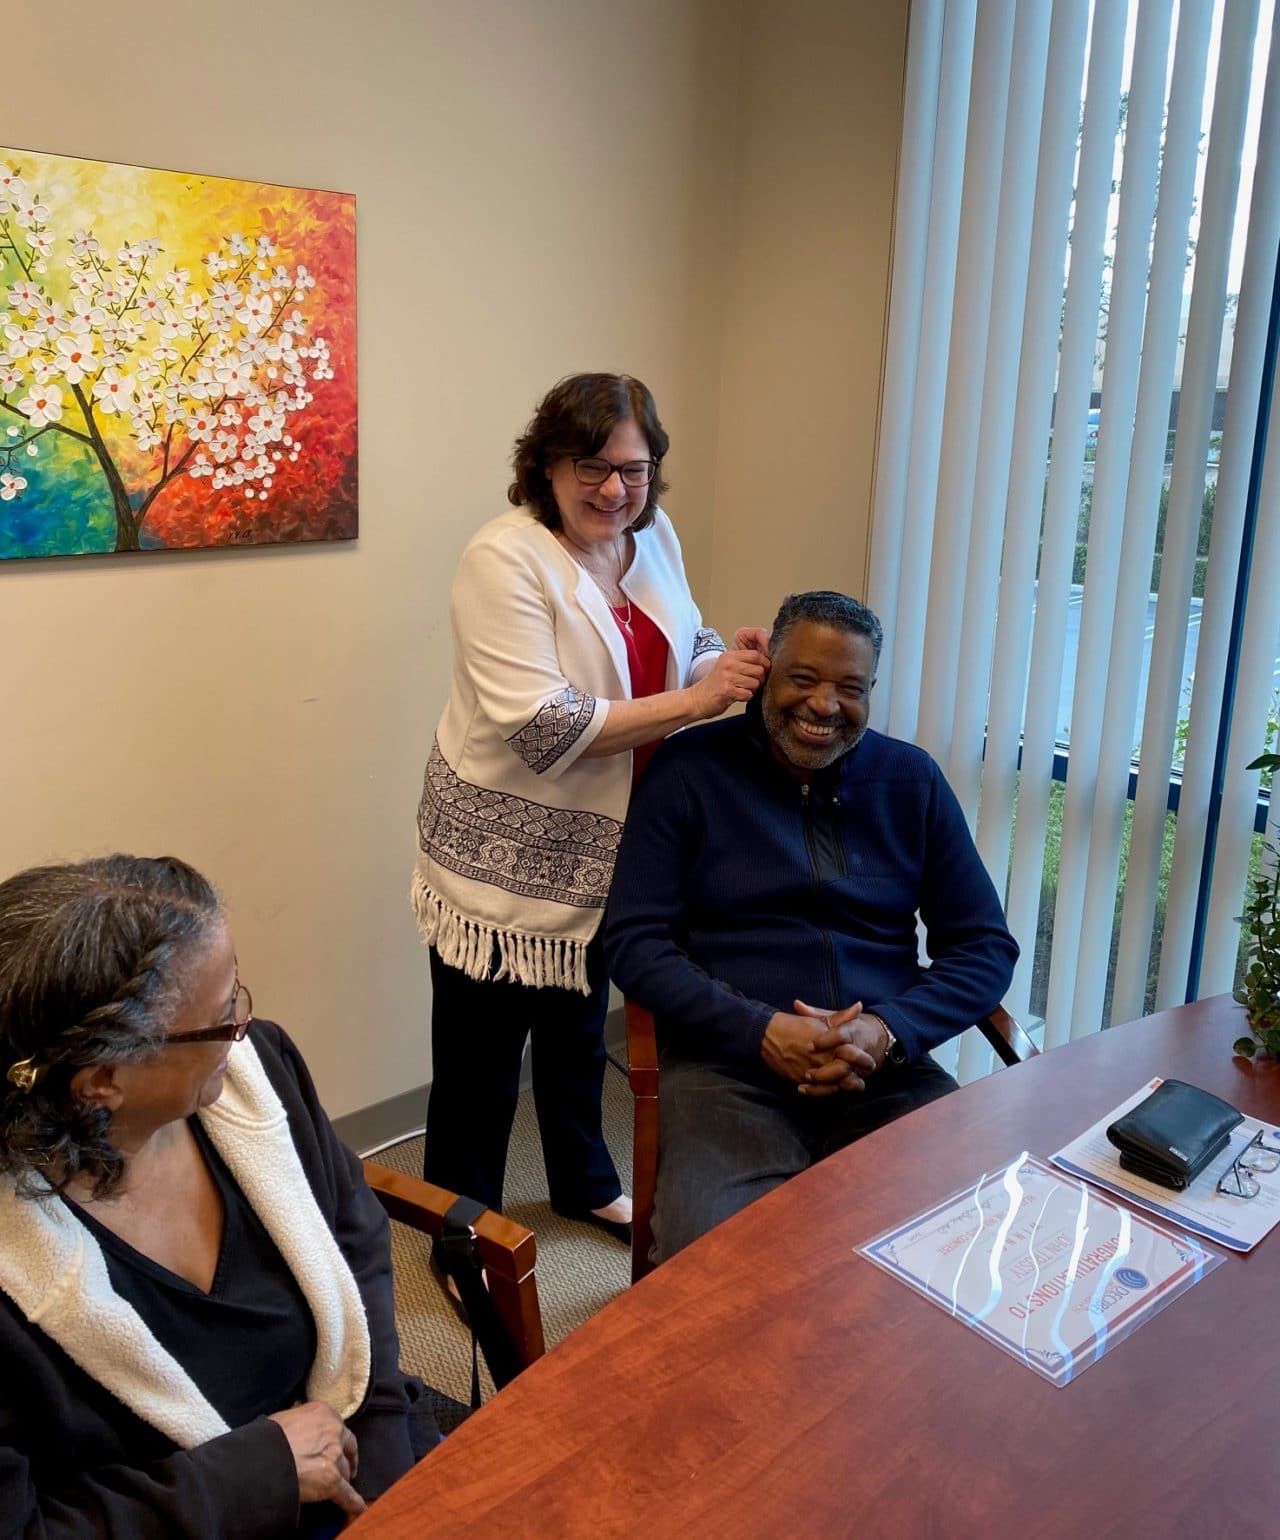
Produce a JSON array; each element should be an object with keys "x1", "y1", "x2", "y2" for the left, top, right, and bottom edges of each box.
[
  {"x1": 214, "y1": 360, "x2": 250, "y2": 397},
  {"x1": 0, "y1": 472, "x2": 27, "y2": 500},
  {"x1": 70, "y1": 229, "x2": 101, "y2": 257},
  {"x1": 53, "y1": 334, "x2": 98, "y2": 384},
  {"x1": 32, "y1": 299, "x2": 63, "y2": 337},
  {"x1": 70, "y1": 296, "x2": 108, "y2": 330},
  {"x1": 210, "y1": 281, "x2": 241, "y2": 312},
  {"x1": 160, "y1": 308, "x2": 192, "y2": 339},
  {"x1": 0, "y1": 364, "x2": 23, "y2": 392},
  {"x1": 6, "y1": 281, "x2": 40, "y2": 316},
  {"x1": 92, "y1": 370, "x2": 135, "y2": 414},
  {"x1": 0, "y1": 167, "x2": 28, "y2": 201},
  {"x1": 5, "y1": 323, "x2": 43, "y2": 360},
  {"x1": 14, "y1": 200, "x2": 50, "y2": 228},
  {"x1": 16, "y1": 383, "x2": 63, "y2": 427},
  {"x1": 185, "y1": 409, "x2": 216, "y2": 442},
  {"x1": 235, "y1": 293, "x2": 274, "y2": 333}
]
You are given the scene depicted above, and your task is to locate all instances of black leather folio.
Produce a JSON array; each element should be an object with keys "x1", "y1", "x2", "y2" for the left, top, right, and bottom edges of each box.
[{"x1": 1106, "y1": 1079, "x2": 1243, "y2": 1191}]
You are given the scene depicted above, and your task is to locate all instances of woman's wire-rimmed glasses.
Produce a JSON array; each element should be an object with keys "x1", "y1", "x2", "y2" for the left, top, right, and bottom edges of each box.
[
  {"x1": 1216, "y1": 1128, "x2": 1280, "y2": 1199},
  {"x1": 571, "y1": 456, "x2": 657, "y2": 488},
  {"x1": 161, "y1": 981, "x2": 254, "y2": 1047},
  {"x1": 5, "y1": 982, "x2": 255, "y2": 1092}
]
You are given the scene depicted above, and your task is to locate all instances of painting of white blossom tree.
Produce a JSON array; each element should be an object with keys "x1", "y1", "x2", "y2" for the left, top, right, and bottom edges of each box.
[{"x1": 0, "y1": 147, "x2": 356, "y2": 558}]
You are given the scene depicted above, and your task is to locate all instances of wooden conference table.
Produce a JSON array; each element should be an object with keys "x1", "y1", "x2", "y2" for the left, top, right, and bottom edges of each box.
[{"x1": 351, "y1": 995, "x2": 1279, "y2": 1538}]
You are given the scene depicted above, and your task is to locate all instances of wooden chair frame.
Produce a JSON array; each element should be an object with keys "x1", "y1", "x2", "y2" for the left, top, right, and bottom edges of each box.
[
  {"x1": 624, "y1": 1002, "x2": 1038, "y2": 1285},
  {"x1": 363, "y1": 1160, "x2": 545, "y2": 1368}
]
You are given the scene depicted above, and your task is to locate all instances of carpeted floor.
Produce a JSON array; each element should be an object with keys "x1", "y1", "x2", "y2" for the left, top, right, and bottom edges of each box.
[{"x1": 372, "y1": 1063, "x2": 633, "y2": 1406}]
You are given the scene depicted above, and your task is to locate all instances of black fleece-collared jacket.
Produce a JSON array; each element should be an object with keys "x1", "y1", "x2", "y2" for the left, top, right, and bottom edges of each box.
[{"x1": 0, "y1": 1021, "x2": 436, "y2": 1540}]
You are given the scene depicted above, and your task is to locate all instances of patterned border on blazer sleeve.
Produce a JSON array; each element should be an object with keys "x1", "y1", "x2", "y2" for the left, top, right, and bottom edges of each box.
[
  {"x1": 691, "y1": 627, "x2": 726, "y2": 662},
  {"x1": 505, "y1": 687, "x2": 597, "y2": 773}
]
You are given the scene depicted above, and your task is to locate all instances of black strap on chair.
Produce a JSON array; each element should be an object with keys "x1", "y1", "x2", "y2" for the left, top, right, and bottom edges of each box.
[{"x1": 435, "y1": 1195, "x2": 524, "y2": 1408}]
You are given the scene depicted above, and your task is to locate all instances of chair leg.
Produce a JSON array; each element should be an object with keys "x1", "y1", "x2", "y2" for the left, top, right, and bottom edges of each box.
[
  {"x1": 486, "y1": 1261, "x2": 546, "y2": 1368},
  {"x1": 631, "y1": 1088, "x2": 658, "y2": 1283}
]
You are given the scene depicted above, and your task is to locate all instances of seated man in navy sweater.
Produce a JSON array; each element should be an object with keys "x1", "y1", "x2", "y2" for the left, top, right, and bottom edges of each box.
[{"x1": 605, "y1": 590, "x2": 1019, "y2": 1261}]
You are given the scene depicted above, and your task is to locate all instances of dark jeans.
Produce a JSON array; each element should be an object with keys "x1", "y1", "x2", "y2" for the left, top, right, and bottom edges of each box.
[
  {"x1": 653, "y1": 1054, "x2": 958, "y2": 1262},
  {"x1": 421, "y1": 938, "x2": 622, "y2": 1215}
]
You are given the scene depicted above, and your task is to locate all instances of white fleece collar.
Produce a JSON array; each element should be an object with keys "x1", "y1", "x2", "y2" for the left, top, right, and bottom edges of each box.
[{"x1": 0, "y1": 1037, "x2": 371, "y2": 1450}]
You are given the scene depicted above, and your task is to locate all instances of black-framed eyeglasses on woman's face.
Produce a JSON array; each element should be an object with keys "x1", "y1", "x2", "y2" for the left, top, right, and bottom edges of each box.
[
  {"x1": 1216, "y1": 1127, "x2": 1280, "y2": 1199},
  {"x1": 161, "y1": 981, "x2": 254, "y2": 1047},
  {"x1": 571, "y1": 456, "x2": 657, "y2": 488}
]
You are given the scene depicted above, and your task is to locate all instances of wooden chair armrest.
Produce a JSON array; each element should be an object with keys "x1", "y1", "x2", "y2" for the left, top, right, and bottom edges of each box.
[
  {"x1": 625, "y1": 1001, "x2": 659, "y2": 1098},
  {"x1": 977, "y1": 1006, "x2": 1039, "y2": 1068},
  {"x1": 624, "y1": 1002, "x2": 660, "y2": 1284},
  {"x1": 363, "y1": 1160, "x2": 545, "y2": 1367},
  {"x1": 362, "y1": 1162, "x2": 536, "y2": 1273}
]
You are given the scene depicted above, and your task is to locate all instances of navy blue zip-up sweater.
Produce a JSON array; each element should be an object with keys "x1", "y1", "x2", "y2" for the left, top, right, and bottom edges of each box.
[{"x1": 604, "y1": 704, "x2": 1018, "y2": 1083}]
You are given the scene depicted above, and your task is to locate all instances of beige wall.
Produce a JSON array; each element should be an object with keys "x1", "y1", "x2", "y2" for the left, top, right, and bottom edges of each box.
[
  {"x1": 706, "y1": 0, "x2": 908, "y2": 636},
  {"x1": 0, "y1": 0, "x2": 906, "y2": 1119},
  {"x1": 0, "y1": 0, "x2": 742, "y2": 1116}
]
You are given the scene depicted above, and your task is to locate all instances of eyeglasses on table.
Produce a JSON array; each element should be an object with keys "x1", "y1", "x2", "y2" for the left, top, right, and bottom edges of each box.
[{"x1": 1217, "y1": 1128, "x2": 1280, "y2": 1199}]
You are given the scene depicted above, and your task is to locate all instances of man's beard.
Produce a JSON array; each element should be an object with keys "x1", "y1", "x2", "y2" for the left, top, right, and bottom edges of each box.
[{"x1": 761, "y1": 692, "x2": 865, "y2": 772}]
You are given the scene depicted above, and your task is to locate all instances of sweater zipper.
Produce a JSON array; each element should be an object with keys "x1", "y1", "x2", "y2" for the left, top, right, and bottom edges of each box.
[{"x1": 800, "y1": 783, "x2": 840, "y2": 1006}]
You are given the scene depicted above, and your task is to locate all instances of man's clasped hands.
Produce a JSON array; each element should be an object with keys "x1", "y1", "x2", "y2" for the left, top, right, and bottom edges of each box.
[{"x1": 761, "y1": 1000, "x2": 893, "y2": 1097}]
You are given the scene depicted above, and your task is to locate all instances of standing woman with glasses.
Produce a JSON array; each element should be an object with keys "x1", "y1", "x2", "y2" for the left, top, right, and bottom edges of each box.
[
  {"x1": 0, "y1": 855, "x2": 447, "y2": 1538},
  {"x1": 412, "y1": 373, "x2": 768, "y2": 1256}
]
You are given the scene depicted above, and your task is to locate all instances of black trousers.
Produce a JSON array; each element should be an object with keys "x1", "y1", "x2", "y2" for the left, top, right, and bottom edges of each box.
[
  {"x1": 421, "y1": 937, "x2": 622, "y2": 1215},
  {"x1": 653, "y1": 1054, "x2": 959, "y2": 1262}
]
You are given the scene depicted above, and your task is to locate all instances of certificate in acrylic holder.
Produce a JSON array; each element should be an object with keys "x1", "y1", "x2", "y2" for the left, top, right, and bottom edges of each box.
[{"x1": 859, "y1": 1154, "x2": 1222, "y2": 1388}]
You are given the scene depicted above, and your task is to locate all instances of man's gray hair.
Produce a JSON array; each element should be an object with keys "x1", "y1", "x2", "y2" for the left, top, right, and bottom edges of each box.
[
  {"x1": 769, "y1": 591, "x2": 884, "y2": 665},
  {"x1": 0, "y1": 855, "x2": 223, "y2": 1199}
]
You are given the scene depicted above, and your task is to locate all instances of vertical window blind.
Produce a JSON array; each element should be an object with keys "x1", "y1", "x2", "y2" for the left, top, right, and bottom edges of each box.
[{"x1": 869, "y1": 0, "x2": 1280, "y2": 1078}]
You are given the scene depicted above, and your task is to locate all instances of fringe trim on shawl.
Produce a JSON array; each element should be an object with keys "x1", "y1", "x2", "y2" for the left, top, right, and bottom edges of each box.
[{"x1": 410, "y1": 873, "x2": 591, "y2": 994}]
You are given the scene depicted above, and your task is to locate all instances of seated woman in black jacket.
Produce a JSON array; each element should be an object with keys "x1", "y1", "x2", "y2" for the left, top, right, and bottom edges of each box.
[{"x1": 0, "y1": 854, "x2": 441, "y2": 1539}]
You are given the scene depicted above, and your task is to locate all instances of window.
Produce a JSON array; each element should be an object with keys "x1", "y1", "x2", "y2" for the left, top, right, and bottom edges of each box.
[{"x1": 869, "y1": 0, "x2": 1280, "y2": 1076}]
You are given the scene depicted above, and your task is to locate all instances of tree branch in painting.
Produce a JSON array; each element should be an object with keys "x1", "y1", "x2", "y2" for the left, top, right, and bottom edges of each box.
[{"x1": 0, "y1": 159, "x2": 334, "y2": 552}]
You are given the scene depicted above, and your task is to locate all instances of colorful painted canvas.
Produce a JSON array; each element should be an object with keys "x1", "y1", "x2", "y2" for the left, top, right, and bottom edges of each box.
[{"x1": 0, "y1": 148, "x2": 356, "y2": 558}]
